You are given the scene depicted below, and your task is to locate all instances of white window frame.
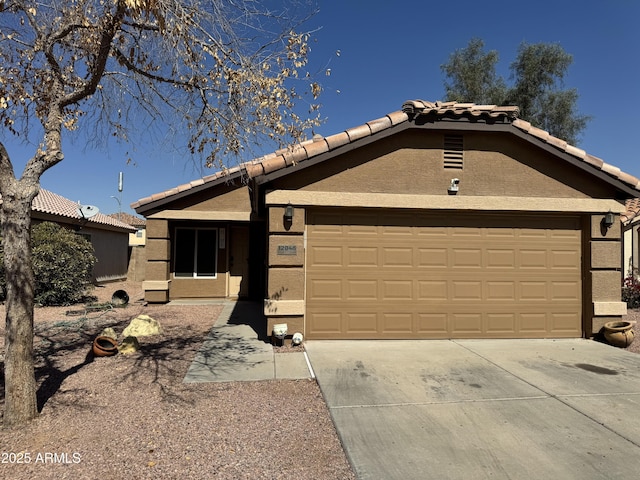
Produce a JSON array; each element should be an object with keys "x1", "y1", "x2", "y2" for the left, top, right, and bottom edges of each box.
[{"x1": 173, "y1": 227, "x2": 218, "y2": 279}]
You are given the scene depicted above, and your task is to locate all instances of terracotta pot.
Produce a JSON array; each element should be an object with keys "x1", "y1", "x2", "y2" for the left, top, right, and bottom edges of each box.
[
  {"x1": 92, "y1": 336, "x2": 118, "y2": 356},
  {"x1": 603, "y1": 321, "x2": 636, "y2": 348}
]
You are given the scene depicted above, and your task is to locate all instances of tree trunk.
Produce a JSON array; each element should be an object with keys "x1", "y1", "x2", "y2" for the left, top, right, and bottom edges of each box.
[{"x1": 2, "y1": 188, "x2": 37, "y2": 427}]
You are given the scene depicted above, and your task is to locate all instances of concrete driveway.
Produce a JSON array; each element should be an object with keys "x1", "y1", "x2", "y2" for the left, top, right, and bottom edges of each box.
[{"x1": 304, "y1": 339, "x2": 640, "y2": 480}]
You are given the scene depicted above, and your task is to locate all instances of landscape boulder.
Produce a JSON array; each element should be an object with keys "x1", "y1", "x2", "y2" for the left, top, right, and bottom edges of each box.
[
  {"x1": 118, "y1": 336, "x2": 140, "y2": 355},
  {"x1": 100, "y1": 327, "x2": 118, "y2": 340},
  {"x1": 123, "y1": 314, "x2": 163, "y2": 337}
]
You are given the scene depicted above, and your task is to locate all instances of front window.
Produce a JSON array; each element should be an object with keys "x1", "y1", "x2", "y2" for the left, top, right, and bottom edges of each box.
[{"x1": 174, "y1": 227, "x2": 218, "y2": 278}]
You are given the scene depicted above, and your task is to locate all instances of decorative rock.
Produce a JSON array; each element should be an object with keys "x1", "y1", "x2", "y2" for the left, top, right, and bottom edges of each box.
[
  {"x1": 123, "y1": 314, "x2": 163, "y2": 337},
  {"x1": 100, "y1": 327, "x2": 118, "y2": 340},
  {"x1": 118, "y1": 336, "x2": 140, "y2": 355}
]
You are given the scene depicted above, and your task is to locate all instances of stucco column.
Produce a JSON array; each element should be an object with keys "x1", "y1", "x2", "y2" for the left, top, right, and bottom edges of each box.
[
  {"x1": 265, "y1": 205, "x2": 305, "y2": 340},
  {"x1": 142, "y1": 219, "x2": 171, "y2": 303},
  {"x1": 589, "y1": 213, "x2": 626, "y2": 335}
]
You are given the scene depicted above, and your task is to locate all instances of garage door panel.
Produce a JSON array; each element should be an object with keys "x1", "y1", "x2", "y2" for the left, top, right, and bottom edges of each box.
[
  {"x1": 451, "y1": 281, "x2": 482, "y2": 300},
  {"x1": 306, "y1": 210, "x2": 582, "y2": 339},
  {"x1": 346, "y1": 246, "x2": 378, "y2": 267},
  {"x1": 550, "y1": 249, "x2": 580, "y2": 269},
  {"x1": 451, "y1": 313, "x2": 484, "y2": 335},
  {"x1": 347, "y1": 280, "x2": 378, "y2": 300},
  {"x1": 519, "y1": 249, "x2": 549, "y2": 269},
  {"x1": 382, "y1": 247, "x2": 413, "y2": 267},
  {"x1": 417, "y1": 313, "x2": 449, "y2": 335},
  {"x1": 487, "y1": 281, "x2": 516, "y2": 301},
  {"x1": 381, "y1": 313, "x2": 413, "y2": 334},
  {"x1": 345, "y1": 312, "x2": 378, "y2": 334},
  {"x1": 486, "y1": 313, "x2": 517, "y2": 333},
  {"x1": 307, "y1": 312, "x2": 343, "y2": 336},
  {"x1": 307, "y1": 278, "x2": 342, "y2": 300},
  {"x1": 418, "y1": 280, "x2": 448, "y2": 300},
  {"x1": 308, "y1": 245, "x2": 342, "y2": 267},
  {"x1": 487, "y1": 249, "x2": 516, "y2": 268},
  {"x1": 382, "y1": 280, "x2": 413, "y2": 300},
  {"x1": 550, "y1": 312, "x2": 582, "y2": 333},
  {"x1": 550, "y1": 281, "x2": 580, "y2": 300},
  {"x1": 520, "y1": 281, "x2": 547, "y2": 300},
  {"x1": 417, "y1": 248, "x2": 448, "y2": 267}
]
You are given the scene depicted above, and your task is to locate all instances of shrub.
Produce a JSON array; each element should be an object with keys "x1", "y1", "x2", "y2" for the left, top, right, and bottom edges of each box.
[
  {"x1": 622, "y1": 273, "x2": 640, "y2": 309},
  {"x1": 0, "y1": 222, "x2": 97, "y2": 305}
]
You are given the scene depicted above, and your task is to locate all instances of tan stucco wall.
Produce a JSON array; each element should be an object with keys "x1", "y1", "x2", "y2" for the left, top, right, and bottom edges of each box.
[
  {"x1": 129, "y1": 228, "x2": 146, "y2": 247},
  {"x1": 170, "y1": 277, "x2": 227, "y2": 298},
  {"x1": 143, "y1": 217, "x2": 235, "y2": 301},
  {"x1": 591, "y1": 242, "x2": 621, "y2": 269},
  {"x1": 272, "y1": 130, "x2": 617, "y2": 200},
  {"x1": 157, "y1": 183, "x2": 251, "y2": 213},
  {"x1": 266, "y1": 316, "x2": 304, "y2": 342},
  {"x1": 146, "y1": 238, "x2": 170, "y2": 261},
  {"x1": 127, "y1": 245, "x2": 146, "y2": 282},
  {"x1": 265, "y1": 206, "x2": 306, "y2": 336},
  {"x1": 144, "y1": 219, "x2": 170, "y2": 302},
  {"x1": 268, "y1": 268, "x2": 304, "y2": 301},
  {"x1": 589, "y1": 213, "x2": 626, "y2": 335}
]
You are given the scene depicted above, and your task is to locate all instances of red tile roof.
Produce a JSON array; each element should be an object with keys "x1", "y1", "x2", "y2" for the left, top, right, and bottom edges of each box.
[
  {"x1": 132, "y1": 100, "x2": 640, "y2": 211},
  {"x1": 108, "y1": 212, "x2": 146, "y2": 228},
  {"x1": 31, "y1": 189, "x2": 136, "y2": 231},
  {"x1": 623, "y1": 198, "x2": 640, "y2": 225}
]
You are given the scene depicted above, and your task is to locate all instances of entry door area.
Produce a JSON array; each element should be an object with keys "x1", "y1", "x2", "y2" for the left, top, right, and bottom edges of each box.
[
  {"x1": 229, "y1": 225, "x2": 250, "y2": 298},
  {"x1": 305, "y1": 209, "x2": 582, "y2": 339}
]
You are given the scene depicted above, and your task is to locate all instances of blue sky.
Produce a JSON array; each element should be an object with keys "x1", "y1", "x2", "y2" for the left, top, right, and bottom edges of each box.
[{"x1": 6, "y1": 0, "x2": 640, "y2": 216}]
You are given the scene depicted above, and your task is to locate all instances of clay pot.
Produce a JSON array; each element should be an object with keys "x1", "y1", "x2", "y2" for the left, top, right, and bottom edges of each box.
[
  {"x1": 92, "y1": 336, "x2": 118, "y2": 356},
  {"x1": 603, "y1": 321, "x2": 636, "y2": 348},
  {"x1": 111, "y1": 289, "x2": 129, "y2": 306}
]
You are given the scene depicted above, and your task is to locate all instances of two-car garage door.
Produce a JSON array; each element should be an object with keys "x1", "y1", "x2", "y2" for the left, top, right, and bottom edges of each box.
[{"x1": 305, "y1": 209, "x2": 582, "y2": 339}]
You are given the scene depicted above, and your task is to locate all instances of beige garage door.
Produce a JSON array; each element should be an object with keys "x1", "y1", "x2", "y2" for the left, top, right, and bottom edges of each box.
[{"x1": 306, "y1": 209, "x2": 582, "y2": 339}]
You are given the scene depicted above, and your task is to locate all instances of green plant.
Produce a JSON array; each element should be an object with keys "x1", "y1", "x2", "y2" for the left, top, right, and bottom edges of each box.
[{"x1": 0, "y1": 222, "x2": 96, "y2": 305}]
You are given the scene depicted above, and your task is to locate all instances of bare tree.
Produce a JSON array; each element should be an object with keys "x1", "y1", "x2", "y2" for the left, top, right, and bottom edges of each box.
[{"x1": 0, "y1": 0, "x2": 321, "y2": 427}]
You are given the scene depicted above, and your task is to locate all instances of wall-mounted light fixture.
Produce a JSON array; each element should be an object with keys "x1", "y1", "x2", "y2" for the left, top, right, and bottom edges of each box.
[
  {"x1": 603, "y1": 210, "x2": 615, "y2": 229},
  {"x1": 284, "y1": 203, "x2": 294, "y2": 222}
]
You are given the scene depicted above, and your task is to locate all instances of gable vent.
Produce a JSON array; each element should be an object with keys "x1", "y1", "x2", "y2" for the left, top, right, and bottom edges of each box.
[{"x1": 443, "y1": 134, "x2": 464, "y2": 169}]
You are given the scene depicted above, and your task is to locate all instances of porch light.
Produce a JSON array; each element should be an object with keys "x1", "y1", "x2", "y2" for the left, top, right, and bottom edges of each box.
[
  {"x1": 284, "y1": 203, "x2": 294, "y2": 222},
  {"x1": 603, "y1": 210, "x2": 615, "y2": 229}
]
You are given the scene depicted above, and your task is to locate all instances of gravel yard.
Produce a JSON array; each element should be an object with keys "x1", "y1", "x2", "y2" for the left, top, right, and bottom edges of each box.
[
  {"x1": 0, "y1": 281, "x2": 355, "y2": 480},
  {"x1": 2, "y1": 280, "x2": 640, "y2": 479}
]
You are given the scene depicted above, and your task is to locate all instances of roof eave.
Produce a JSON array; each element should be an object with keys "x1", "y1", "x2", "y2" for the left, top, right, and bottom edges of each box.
[
  {"x1": 257, "y1": 120, "x2": 640, "y2": 198},
  {"x1": 133, "y1": 169, "x2": 245, "y2": 215}
]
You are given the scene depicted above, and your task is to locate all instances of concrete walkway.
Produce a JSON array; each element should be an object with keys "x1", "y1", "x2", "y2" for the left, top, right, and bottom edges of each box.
[
  {"x1": 183, "y1": 301, "x2": 312, "y2": 383},
  {"x1": 305, "y1": 339, "x2": 640, "y2": 480}
]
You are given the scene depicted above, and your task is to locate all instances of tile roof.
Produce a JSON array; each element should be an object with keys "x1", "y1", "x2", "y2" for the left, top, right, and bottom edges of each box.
[
  {"x1": 622, "y1": 198, "x2": 640, "y2": 225},
  {"x1": 108, "y1": 212, "x2": 146, "y2": 228},
  {"x1": 30, "y1": 189, "x2": 136, "y2": 231},
  {"x1": 132, "y1": 100, "x2": 640, "y2": 211}
]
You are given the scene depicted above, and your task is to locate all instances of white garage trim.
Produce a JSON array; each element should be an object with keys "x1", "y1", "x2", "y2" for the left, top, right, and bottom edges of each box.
[{"x1": 266, "y1": 190, "x2": 623, "y2": 214}]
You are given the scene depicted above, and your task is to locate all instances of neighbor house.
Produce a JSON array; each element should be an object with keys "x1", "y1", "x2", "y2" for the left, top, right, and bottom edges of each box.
[
  {"x1": 32, "y1": 189, "x2": 136, "y2": 282},
  {"x1": 109, "y1": 211, "x2": 147, "y2": 281},
  {"x1": 133, "y1": 100, "x2": 640, "y2": 340},
  {"x1": 622, "y1": 198, "x2": 640, "y2": 280}
]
